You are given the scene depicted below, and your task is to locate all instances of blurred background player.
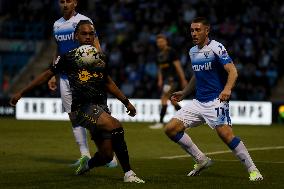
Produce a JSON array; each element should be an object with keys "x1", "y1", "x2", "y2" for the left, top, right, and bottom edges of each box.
[
  {"x1": 165, "y1": 17, "x2": 263, "y2": 181},
  {"x1": 48, "y1": 0, "x2": 116, "y2": 167},
  {"x1": 149, "y1": 34, "x2": 187, "y2": 129},
  {"x1": 10, "y1": 20, "x2": 145, "y2": 183}
]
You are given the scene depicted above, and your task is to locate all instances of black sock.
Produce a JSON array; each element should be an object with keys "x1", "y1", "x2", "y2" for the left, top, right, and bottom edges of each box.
[
  {"x1": 174, "y1": 104, "x2": 181, "y2": 111},
  {"x1": 111, "y1": 127, "x2": 131, "y2": 173},
  {"x1": 160, "y1": 105, "x2": 167, "y2": 123},
  {"x1": 88, "y1": 152, "x2": 109, "y2": 169}
]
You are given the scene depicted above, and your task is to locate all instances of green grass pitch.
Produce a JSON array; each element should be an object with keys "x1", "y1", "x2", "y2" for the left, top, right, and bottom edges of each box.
[{"x1": 0, "y1": 118, "x2": 284, "y2": 189}]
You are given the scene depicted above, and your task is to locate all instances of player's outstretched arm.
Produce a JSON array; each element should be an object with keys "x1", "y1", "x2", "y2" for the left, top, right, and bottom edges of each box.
[
  {"x1": 105, "y1": 75, "x2": 136, "y2": 117},
  {"x1": 48, "y1": 46, "x2": 59, "y2": 91},
  {"x1": 171, "y1": 75, "x2": 196, "y2": 102},
  {"x1": 219, "y1": 62, "x2": 238, "y2": 101},
  {"x1": 10, "y1": 69, "x2": 55, "y2": 106}
]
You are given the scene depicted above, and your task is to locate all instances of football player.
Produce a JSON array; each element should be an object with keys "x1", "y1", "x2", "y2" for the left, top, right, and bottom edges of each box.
[
  {"x1": 165, "y1": 17, "x2": 263, "y2": 181},
  {"x1": 10, "y1": 20, "x2": 144, "y2": 183}
]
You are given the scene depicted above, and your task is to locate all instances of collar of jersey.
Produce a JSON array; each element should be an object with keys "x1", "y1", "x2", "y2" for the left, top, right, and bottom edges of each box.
[{"x1": 63, "y1": 12, "x2": 78, "y2": 22}]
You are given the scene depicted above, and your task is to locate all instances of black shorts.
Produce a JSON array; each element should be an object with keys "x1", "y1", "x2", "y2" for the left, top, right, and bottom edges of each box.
[{"x1": 76, "y1": 104, "x2": 112, "y2": 140}]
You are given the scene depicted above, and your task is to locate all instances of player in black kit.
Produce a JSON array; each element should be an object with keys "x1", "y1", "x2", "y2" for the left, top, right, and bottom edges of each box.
[
  {"x1": 149, "y1": 34, "x2": 187, "y2": 129},
  {"x1": 10, "y1": 20, "x2": 145, "y2": 183}
]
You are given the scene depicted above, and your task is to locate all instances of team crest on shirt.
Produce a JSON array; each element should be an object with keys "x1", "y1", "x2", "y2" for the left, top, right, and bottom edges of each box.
[
  {"x1": 204, "y1": 52, "x2": 210, "y2": 59},
  {"x1": 72, "y1": 22, "x2": 77, "y2": 28}
]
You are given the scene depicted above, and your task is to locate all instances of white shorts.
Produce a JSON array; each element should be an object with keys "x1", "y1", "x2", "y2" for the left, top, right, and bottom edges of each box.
[
  {"x1": 60, "y1": 77, "x2": 72, "y2": 113},
  {"x1": 173, "y1": 98, "x2": 232, "y2": 129}
]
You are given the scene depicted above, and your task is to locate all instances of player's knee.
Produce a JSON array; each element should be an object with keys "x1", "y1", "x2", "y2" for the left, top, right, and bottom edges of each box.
[
  {"x1": 109, "y1": 118, "x2": 122, "y2": 129},
  {"x1": 164, "y1": 123, "x2": 179, "y2": 137},
  {"x1": 165, "y1": 119, "x2": 185, "y2": 137},
  {"x1": 161, "y1": 97, "x2": 168, "y2": 104},
  {"x1": 68, "y1": 112, "x2": 78, "y2": 127},
  {"x1": 216, "y1": 125, "x2": 234, "y2": 144}
]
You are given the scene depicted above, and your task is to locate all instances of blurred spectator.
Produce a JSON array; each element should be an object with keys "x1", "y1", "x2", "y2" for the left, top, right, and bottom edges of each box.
[{"x1": 2, "y1": 73, "x2": 10, "y2": 92}]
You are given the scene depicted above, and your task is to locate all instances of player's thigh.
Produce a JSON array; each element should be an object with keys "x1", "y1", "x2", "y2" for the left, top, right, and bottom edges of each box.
[
  {"x1": 76, "y1": 104, "x2": 111, "y2": 130},
  {"x1": 173, "y1": 100, "x2": 205, "y2": 128},
  {"x1": 200, "y1": 98, "x2": 232, "y2": 129},
  {"x1": 96, "y1": 112, "x2": 122, "y2": 131},
  {"x1": 59, "y1": 77, "x2": 72, "y2": 113}
]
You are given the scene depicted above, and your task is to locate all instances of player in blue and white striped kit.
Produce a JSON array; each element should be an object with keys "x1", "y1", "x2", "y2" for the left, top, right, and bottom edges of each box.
[
  {"x1": 48, "y1": 0, "x2": 117, "y2": 167},
  {"x1": 165, "y1": 17, "x2": 263, "y2": 181}
]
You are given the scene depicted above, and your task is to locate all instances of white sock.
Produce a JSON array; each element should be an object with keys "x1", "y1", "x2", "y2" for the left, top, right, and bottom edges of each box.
[
  {"x1": 232, "y1": 141, "x2": 257, "y2": 172},
  {"x1": 72, "y1": 126, "x2": 90, "y2": 158},
  {"x1": 177, "y1": 132, "x2": 206, "y2": 163}
]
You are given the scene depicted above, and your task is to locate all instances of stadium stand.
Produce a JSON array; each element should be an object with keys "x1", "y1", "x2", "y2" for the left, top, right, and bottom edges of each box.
[
  {"x1": 0, "y1": 0, "x2": 283, "y2": 101},
  {"x1": 0, "y1": 0, "x2": 58, "y2": 97}
]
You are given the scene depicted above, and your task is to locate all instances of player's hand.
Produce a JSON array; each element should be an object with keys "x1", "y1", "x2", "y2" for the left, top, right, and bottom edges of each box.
[
  {"x1": 48, "y1": 76, "x2": 57, "y2": 91},
  {"x1": 219, "y1": 88, "x2": 231, "y2": 101},
  {"x1": 170, "y1": 91, "x2": 185, "y2": 102},
  {"x1": 10, "y1": 92, "x2": 22, "y2": 106},
  {"x1": 125, "y1": 103, "x2": 136, "y2": 117}
]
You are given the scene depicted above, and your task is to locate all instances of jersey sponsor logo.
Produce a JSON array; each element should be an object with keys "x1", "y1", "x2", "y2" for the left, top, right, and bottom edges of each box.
[
  {"x1": 55, "y1": 33, "x2": 74, "y2": 41},
  {"x1": 192, "y1": 62, "x2": 212, "y2": 71}
]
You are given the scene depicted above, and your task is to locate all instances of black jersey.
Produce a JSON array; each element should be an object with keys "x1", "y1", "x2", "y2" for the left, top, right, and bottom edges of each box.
[
  {"x1": 157, "y1": 47, "x2": 179, "y2": 82},
  {"x1": 50, "y1": 48, "x2": 108, "y2": 112}
]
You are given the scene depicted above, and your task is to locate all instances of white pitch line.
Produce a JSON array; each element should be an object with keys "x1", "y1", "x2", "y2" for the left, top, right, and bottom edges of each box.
[
  {"x1": 160, "y1": 146, "x2": 284, "y2": 159},
  {"x1": 213, "y1": 159, "x2": 284, "y2": 164}
]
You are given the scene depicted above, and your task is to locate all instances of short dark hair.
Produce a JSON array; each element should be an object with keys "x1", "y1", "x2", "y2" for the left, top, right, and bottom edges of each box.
[
  {"x1": 156, "y1": 34, "x2": 167, "y2": 40},
  {"x1": 192, "y1": 17, "x2": 210, "y2": 27},
  {"x1": 74, "y1": 20, "x2": 93, "y2": 34}
]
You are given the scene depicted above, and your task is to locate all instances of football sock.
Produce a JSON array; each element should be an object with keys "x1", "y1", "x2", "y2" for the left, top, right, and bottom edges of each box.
[
  {"x1": 111, "y1": 127, "x2": 131, "y2": 173},
  {"x1": 88, "y1": 152, "x2": 110, "y2": 169},
  {"x1": 160, "y1": 105, "x2": 168, "y2": 123},
  {"x1": 228, "y1": 137, "x2": 257, "y2": 172},
  {"x1": 171, "y1": 131, "x2": 206, "y2": 163},
  {"x1": 174, "y1": 104, "x2": 181, "y2": 111},
  {"x1": 72, "y1": 126, "x2": 90, "y2": 157}
]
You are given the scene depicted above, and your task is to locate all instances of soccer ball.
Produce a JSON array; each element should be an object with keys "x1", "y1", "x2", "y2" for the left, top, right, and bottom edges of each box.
[{"x1": 75, "y1": 45, "x2": 100, "y2": 65}]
